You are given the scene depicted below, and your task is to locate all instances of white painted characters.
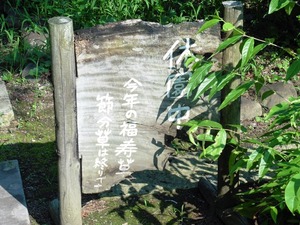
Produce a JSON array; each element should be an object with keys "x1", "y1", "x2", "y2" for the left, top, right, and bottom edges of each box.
[
  {"x1": 115, "y1": 78, "x2": 142, "y2": 175},
  {"x1": 94, "y1": 94, "x2": 114, "y2": 188},
  {"x1": 164, "y1": 40, "x2": 193, "y2": 128}
]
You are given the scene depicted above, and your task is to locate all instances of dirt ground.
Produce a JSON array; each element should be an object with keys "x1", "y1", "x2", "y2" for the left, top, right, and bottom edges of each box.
[{"x1": 82, "y1": 188, "x2": 224, "y2": 225}]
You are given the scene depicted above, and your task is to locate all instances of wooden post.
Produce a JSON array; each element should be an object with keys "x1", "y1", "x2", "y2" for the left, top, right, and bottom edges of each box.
[
  {"x1": 48, "y1": 17, "x2": 82, "y2": 225},
  {"x1": 217, "y1": 0, "x2": 243, "y2": 215}
]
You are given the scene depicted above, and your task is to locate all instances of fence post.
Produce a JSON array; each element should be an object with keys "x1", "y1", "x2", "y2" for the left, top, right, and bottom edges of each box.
[
  {"x1": 217, "y1": 1, "x2": 246, "y2": 223},
  {"x1": 48, "y1": 17, "x2": 82, "y2": 225}
]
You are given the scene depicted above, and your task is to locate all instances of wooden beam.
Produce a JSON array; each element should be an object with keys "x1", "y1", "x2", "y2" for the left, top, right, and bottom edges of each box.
[{"x1": 48, "y1": 17, "x2": 82, "y2": 225}]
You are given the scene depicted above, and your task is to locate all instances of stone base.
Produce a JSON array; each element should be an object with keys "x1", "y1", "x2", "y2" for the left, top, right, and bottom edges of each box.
[{"x1": 0, "y1": 160, "x2": 30, "y2": 225}]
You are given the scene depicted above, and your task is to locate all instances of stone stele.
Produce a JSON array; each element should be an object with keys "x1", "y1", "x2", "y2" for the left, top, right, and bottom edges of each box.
[{"x1": 75, "y1": 19, "x2": 221, "y2": 194}]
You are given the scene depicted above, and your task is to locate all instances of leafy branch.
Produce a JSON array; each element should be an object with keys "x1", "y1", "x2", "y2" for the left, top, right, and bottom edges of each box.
[
  {"x1": 182, "y1": 1, "x2": 300, "y2": 223},
  {"x1": 200, "y1": 14, "x2": 297, "y2": 59}
]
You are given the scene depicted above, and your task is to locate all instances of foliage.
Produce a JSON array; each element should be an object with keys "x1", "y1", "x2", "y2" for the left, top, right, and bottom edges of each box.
[
  {"x1": 0, "y1": 0, "x2": 223, "y2": 82},
  {"x1": 234, "y1": 97, "x2": 300, "y2": 224},
  {"x1": 244, "y1": 0, "x2": 300, "y2": 52},
  {"x1": 2, "y1": 0, "x2": 223, "y2": 29},
  {"x1": 182, "y1": 0, "x2": 300, "y2": 223},
  {"x1": 0, "y1": 8, "x2": 51, "y2": 80}
]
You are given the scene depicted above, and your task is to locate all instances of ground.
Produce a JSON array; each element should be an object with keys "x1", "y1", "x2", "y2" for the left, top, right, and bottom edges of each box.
[
  {"x1": 0, "y1": 78, "x2": 224, "y2": 224},
  {"x1": 2, "y1": 73, "x2": 298, "y2": 224},
  {"x1": 82, "y1": 188, "x2": 223, "y2": 225}
]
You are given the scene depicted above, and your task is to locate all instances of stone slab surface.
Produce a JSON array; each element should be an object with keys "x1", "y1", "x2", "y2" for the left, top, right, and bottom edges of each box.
[
  {"x1": 98, "y1": 152, "x2": 258, "y2": 198},
  {"x1": 75, "y1": 19, "x2": 221, "y2": 193},
  {"x1": 0, "y1": 80, "x2": 14, "y2": 127},
  {"x1": 260, "y1": 82, "x2": 298, "y2": 109},
  {"x1": 241, "y1": 96, "x2": 262, "y2": 121},
  {"x1": 0, "y1": 160, "x2": 30, "y2": 225},
  {"x1": 98, "y1": 152, "x2": 218, "y2": 197}
]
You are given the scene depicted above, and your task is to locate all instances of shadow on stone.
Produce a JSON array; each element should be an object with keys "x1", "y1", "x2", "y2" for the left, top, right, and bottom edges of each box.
[{"x1": 0, "y1": 160, "x2": 30, "y2": 225}]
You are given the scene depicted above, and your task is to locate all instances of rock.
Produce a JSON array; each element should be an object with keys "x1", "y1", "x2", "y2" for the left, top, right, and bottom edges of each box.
[
  {"x1": 74, "y1": 19, "x2": 222, "y2": 194},
  {"x1": 49, "y1": 199, "x2": 60, "y2": 225},
  {"x1": 21, "y1": 63, "x2": 37, "y2": 80},
  {"x1": 0, "y1": 160, "x2": 30, "y2": 225},
  {"x1": 0, "y1": 80, "x2": 14, "y2": 127},
  {"x1": 241, "y1": 96, "x2": 262, "y2": 120},
  {"x1": 23, "y1": 31, "x2": 48, "y2": 47},
  {"x1": 260, "y1": 82, "x2": 298, "y2": 109}
]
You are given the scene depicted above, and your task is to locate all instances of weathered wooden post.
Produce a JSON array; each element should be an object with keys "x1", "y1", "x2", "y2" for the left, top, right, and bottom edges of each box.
[
  {"x1": 48, "y1": 17, "x2": 82, "y2": 225},
  {"x1": 217, "y1": 1, "x2": 247, "y2": 224}
]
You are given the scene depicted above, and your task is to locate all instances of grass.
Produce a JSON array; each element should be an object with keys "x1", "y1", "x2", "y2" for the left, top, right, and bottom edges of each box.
[
  {"x1": 82, "y1": 189, "x2": 208, "y2": 225},
  {"x1": 84, "y1": 195, "x2": 181, "y2": 225},
  {"x1": 0, "y1": 0, "x2": 222, "y2": 84},
  {"x1": 1, "y1": 0, "x2": 295, "y2": 85},
  {"x1": 0, "y1": 80, "x2": 58, "y2": 224}
]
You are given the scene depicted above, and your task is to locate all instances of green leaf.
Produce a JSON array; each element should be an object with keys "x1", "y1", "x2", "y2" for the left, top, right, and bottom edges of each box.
[
  {"x1": 212, "y1": 128, "x2": 227, "y2": 150},
  {"x1": 184, "y1": 56, "x2": 196, "y2": 67},
  {"x1": 254, "y1": 76, "x2": 265, "y2": 94},
  {"x1": 187, "y1": 129, "x2": 197, "y2": 145},
  {"x1": 192, "y1": 71, "x2": 219, "y2": 101},
  {"x1": 229, "y1": 149, "x2": 241, "y2": 183},
  {"x1": 285, "y1": 173, "x2": 300, "y2": 214},
  {"x1": 198, "y1": 19, "x2": 220, "y2": 33},
  {"x1": 180, "y1": 120, "x2": 200, "y2": 127},
  {"x1": 196, "y1": 120, "x2": 223, "y2": 129},
  {"x1": 196, "y1": 133, "x2": 214, "y2": 142},
  {"x1": 208, "y1": 72, "x2": 236, "y2": 100},
  {"x1": 265, "y1": 102, "x2": 289, "y2": 120},
  {"x1": 241, "y1": 38, "x2": 255, "y2": 67},
  {"x1": 216, "y1": 35, "x2": 243, "y2": 53},
  {"x1": 259, "y1": 181, "x2": 281, "y2": 190},
  {"x1": 258, "y1": 149, "x2": 273, "y2": 178},
  {"x1": 227, "y1": 136, "x2": 239, "y2": 146},
  {"x1": 285, "y1": 2, "x2": 295, "y2": 15},
  {"x1": 261, "y1": 90, "x2": 275, "y2": 101},
  {"x1": 277, "y1": 164, "x2": 300, "y2": 178},
  {"x1": 286, "y1": 59, "x2": 300, "y2": 81},
  {"x1": 230, "y1": 154, "x2": 246, "y2": 178},
  {"x1": 222, "y1": 22, "x2": 235, "y2": 31},
  {"x1": 252, "y1": 43, "x2": 267, "y2": 58},
  {"x1": 270, "y1": 206, "x2": 278, "y2": 223},
  {"x1": 218, "y1": 81, "x2": 254, "y2": 111},
  {"x1": 246, "y1": 148, "x2": 261, "y2": 170},
  {"x1": 191, "y1": 60, "x2": 202, "y2": 70},
  {"x1": 180, "y1": 119, "x2": 223, "y2": 129},
  {"x1": 227, "y1": 124, "x2": 247, "y2": 132},
  {"x1": 203, "y1": 129, "x2": 227, "y2": 160},
  {"x1": 186, "y1": 62, "x2": 213, "y2": 98},
  {"x1": 268, "y1": 0, "x2": 290, "y2": 14}
]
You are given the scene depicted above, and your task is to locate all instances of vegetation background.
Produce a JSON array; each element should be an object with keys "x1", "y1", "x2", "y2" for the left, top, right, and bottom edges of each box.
[{"x1": 0, "y1": 0, "x2": 299, "y2": 81}]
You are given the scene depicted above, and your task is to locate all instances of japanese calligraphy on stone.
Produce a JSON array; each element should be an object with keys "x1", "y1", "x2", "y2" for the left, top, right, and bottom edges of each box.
[{"x1": 75, "y1": 19, "x2": 221, "y2": 193}]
